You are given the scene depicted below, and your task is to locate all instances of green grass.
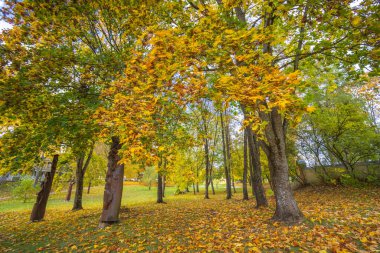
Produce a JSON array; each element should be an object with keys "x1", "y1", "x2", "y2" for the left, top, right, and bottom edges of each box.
[
  {"x1": 0, "y1": 183, "x2": 234, "y2": 212},
  {"x1": 0, "y1": 184, "x2": 164, "y2": 212}
]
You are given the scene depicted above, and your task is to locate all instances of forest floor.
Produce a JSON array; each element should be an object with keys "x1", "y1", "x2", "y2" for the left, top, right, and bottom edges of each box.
[{"x1": 0, "y1": 185, "x2": 379, "y2": 252}]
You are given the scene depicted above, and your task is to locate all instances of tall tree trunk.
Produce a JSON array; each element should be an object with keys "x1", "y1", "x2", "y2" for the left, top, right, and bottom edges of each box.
[
  {"x1": 196, "y1": 166, "x2": 200, "y2": 193},
  {"x1": 247, "y1": 127, "x2": 268, "y2": 207},
  {"x1": 162, "y1": 175, "x2": 166, "y2": 198},
  {"x1": 204, "y1": 138, "x2": 210, "y2": 199},
  {"x1": 242, "y1": 129, "x2": 249, "y2": 200},
  {"x1": 73, "y1": 147, "x2": 93, "y2": 211},
  {"x1": 157, "y1": 173, "x2": 164, "y2": 203},
  {"x1": 66, "y1": 181, "x2": 75, "y2": 201},
  {"x1": 210, "y1": 171, "x2": 215, "y2": 195},
  {"x1": 73, "y1": 158, "x2": 84, "y2": 210},
  {"x1": 220, "y1": 112, "x2": 232, "y2": 199},
  {"x1": 209, "y1": 117, "x2": 218, "y2": 196},
  {"x1": 232, "y1": 178, "x2": 237, "y2": 193},
  {"x1": 209, "y1": 160, "x2": 215, "y2": 195},
  {"x1": 193, "y1": 183, "x2": 196, "y2": 195},
  {"x1": 226, "y1": 116, "x2": 236, "y2": 194},
  {"x1": 241, "y1": 104, "x2": 268, "y2": 206},
  {"x1": 201, "y1": 107, "x2": 211, "y2": 200},
  {"x1": 87, "y1": 181, "x2": 91, "y2": 194},
  {"x1": 248, "y1": 147, "x2": 255, "y2": 196},
  {"x1": 248, "y1": 168, "x2": 252, "y2": 186},
  {"x1": 99, "y1": 137, "x2": 124, "y2": 227},
  {"x1": 30, "y1": 154, "x2": 59, "y2": 222},
  {"x1": 260, "y1": 108, "x2": 304, "y2": 223},
  {"x1": 266, "y1": 175, "x2": 274, "y2": 191},
  {"x1": 225, "y1": 111, "x2": 234, "y2": 196}
]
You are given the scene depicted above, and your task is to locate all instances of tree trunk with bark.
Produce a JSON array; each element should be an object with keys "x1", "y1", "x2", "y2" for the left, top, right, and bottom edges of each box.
[
  {"x1": 210, "y1": 172, "x2": 215, "y2": 195},
  {"x1": 196, "y1": 166, "x2": 200, "y2": 193},
  {"x1": 220, "y1": 111, "x2": 232, "y2": 199},
  {"x1": 242, "y1": 129, "x2": 249, "y2": 200},
  {"x1": 240, "y1": 104, "x2": 268, "y2": 206},
  {"x1": 204, "y1": 137, "x2": 210, "y2": 199},
  {"x1": 247, "y1": 127, "x2": 268, "y2": 207},
  {"x1": 162, "y1": 175, "x2": 166, "y2": 198},
  {"x1": 157, "y1": 173, "x2": 164, "y2": 203},
  {"x1": 232, "y1": 178, "x2": 237, "y2": 194},
  {"x1": 66, "y1": 180, "x2": 75, "y2": 201},
  {"x1": 73, "y1": 164, "x2": 84, "y2": 210},
  {"x1": 99, "y1": 137, "x2": 124, "y2": 227},
  {"x1": 30, "y1": 154, "x2": 59, "y2": 222},
  {"x1": 225, "y1": 111, "x2": 234, "y2": 196},
  {"x1": 260, "y1": 108, "x2": 304, "y2": 223},
  {"x1": 87, "y1": 181, "x2": 91, "y2": 194},
  {"x1": 73, "y1": 147, "x2": 93, "y2": 210}
]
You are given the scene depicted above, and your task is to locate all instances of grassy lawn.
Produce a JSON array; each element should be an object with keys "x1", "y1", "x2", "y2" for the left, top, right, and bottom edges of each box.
[
  {"x1": 0, "y1": 185, "x2": 379, "y2": 252},
  {"x1": 0, "y1": 183, "x2": 179, "y2": 212}
]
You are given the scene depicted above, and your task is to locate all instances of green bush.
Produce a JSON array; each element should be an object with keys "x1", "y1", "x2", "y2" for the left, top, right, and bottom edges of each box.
[
  {"x1": 340, "y1": 174, "x2": 362, "y2": 187},
  {"x1": 12, "y1": 179, "x2": 39, "y2": 203},
  {"x1": 366, "y1": 175, "x2": 380, "y2": 186}
]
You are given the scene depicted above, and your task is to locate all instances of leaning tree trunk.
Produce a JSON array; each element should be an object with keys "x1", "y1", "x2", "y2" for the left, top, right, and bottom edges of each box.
[
  {"x1": 99, "y1": 137, "x2": 124, "y2": 227},
  {"x1": 247, "y1": 127, "x2": 268, "y2": 207},
  {"x1": 261, "y1": 108, "x2": 304, "y2": 223},
  {"x1": 65, "y1": 181, "x2": 75, "y2": 201},
  {"x1": 30, "y1": 154, "x2": 59, "y2": 222},
  {"x1": 242, "y1": 129, "x2": 249, "y2": 200},
  {"x1": 73, "y1": 147, "x2": 93, "y2": 211}
]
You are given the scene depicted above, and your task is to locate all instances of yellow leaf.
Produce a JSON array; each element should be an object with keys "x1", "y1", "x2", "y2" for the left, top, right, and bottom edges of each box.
[
  {"x1": 306, "y1": 106, "x2": 316, "y2": 113},
  {"x1": 352, "y1": 16, "x2": 361, "y2": 26}
]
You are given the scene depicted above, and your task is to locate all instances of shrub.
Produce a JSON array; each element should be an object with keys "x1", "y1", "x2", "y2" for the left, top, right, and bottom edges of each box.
[
  {"x1": 12, "y1": 179, "x2": 39, "y2": 203},
  {"x1": 340, "y1": 174, "x2": 362, "y2": 187}
]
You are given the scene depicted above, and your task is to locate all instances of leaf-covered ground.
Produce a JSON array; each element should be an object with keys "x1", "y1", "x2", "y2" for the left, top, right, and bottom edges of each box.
[{"x1": 0, "y1": 186, "x2": 379, "y2": 252}]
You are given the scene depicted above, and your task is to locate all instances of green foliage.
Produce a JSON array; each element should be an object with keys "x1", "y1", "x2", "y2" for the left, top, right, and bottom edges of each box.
[
  {"x1": 299, "y1": 89, "x2": 380, "y2": 181},
  {"x1": 366, "y1": 175, "x2": 380, "y2": 186},
  {"x1": 84, "y1": 152, "x2": 107, "y2": 186},
  {"x1": 340, "y1": 174, "x2": 362, "y2": 187},
  {"x1": 141, "y1": 166, "x2": 157, "y2": 190},
  {"x1": 12, "y1": 179, "x2": 39, "y2": 203}
]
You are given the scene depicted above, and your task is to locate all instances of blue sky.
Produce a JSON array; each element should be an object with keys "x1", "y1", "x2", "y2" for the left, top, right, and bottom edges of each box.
[{"x1": 0, "y1": 0, "x2": 12, "y2": 31}]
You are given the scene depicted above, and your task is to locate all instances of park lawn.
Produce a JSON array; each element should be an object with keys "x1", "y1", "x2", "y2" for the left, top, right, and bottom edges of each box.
[
  {"x1": 0, "y1": 183, "x2": 181, "y2": 213},
  {"x1": 0, "y1": 186, "x2": 379, "y2": 252}
]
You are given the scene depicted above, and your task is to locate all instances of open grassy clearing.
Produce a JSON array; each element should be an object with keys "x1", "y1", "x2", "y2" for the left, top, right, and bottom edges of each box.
[
  {"x1": 0, "y1": 183, "x2": 180, "y2": 212},
  {"x1": 0, "y1": 185, "x2": 379, "y2": 252}
]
